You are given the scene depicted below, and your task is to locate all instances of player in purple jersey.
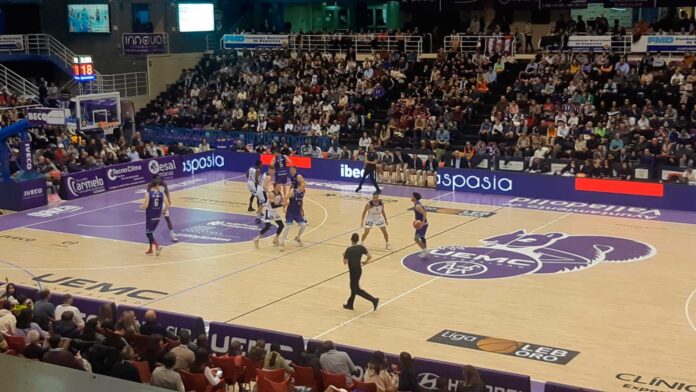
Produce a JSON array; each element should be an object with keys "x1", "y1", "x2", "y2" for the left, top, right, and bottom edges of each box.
[
  {"x1": 271, "y1": 149, "x2": 290, "y2": 197},
  {"x1": 140, "y1": 180, "x2": 169, "y2": 256},
  {"x1": 412, "y1": 192, "x2": 428, "y2": 258},
  {"x1": 154, "y1": 175, "x2": 178, "y2": 242},
  {"x1": 279, "y1": 183, "x2": 307, "y2": 250}
]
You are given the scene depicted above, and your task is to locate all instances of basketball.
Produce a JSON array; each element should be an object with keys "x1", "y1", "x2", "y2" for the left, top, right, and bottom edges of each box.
[
  {"x1": 476, "y1": 337, "x2": 520, "y2": 354},
  {"x1": 413, "y1": 220, "x2": 423, "y2": 229}
]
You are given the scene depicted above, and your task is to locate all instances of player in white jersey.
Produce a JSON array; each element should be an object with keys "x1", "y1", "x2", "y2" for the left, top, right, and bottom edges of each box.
[
  {"x1": 253, "y1": 184, "x2": 285, "y2": 249},
  {"x1": 360, "y1": 192, "x2": 391, "y2": 250},
  {"x1": 247, "y1": 160, "x2": 262, "y2": 212}
]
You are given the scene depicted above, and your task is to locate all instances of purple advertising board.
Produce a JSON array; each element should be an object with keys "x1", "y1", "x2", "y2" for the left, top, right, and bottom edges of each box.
[
  {"x1": 26, "y1": 107, "x2": 68, "y2": 126},
  {"x1": 208, "y1": 322, "x2": 305, "y2": 361},
  {"x1": 117, "y1": 304, "x2": 206, "y2": 339},
  {"x1": 306, "y1": 340, "x2": 530, "y2": 392},
  {"x1": 545, "y1": 382, "x2": 599, "y2": 392},
  {"x1": 122, "y1": 33, "x2": 168, "y2": 55},
  {"x1": 60, "y1": 168, "x2": 108, "y2": 200},
  {"x1": 181, "y1": 151, "x2": 227, "y2": 175},
  {"x1": 0, "y1": 179, "x2": 47, "y2": 211},
  {"x1": 149, "y1": 155, "x2": 183, "y2": 181},
  {"x1": 104, "y1": 161, "x2": 152, "y2": 191}
]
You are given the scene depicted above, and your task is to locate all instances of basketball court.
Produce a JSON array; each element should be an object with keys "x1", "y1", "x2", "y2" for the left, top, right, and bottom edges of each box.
[{"x1": 1, "y1": 171, "x2": 694, "y2": 390}]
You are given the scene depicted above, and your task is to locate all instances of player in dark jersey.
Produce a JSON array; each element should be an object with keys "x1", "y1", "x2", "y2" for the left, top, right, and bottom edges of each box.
[
  {"x1": 288, "y1": 166, "x2": 305, "y2": 190},
  {"x1": 154, "y1": 175, "x2": 178, "y2": 242},
  {"x1": 412, "y1": 192, "x2": 428, "y2": 258},
  {"x1": 280, "y1": 183, "x2": 307, "y2": 250},
  {"x1": 360, "y1": 192, "x2": 390, "y2": 250},
  {"x1": 140, "y1": 180, "x2": 169, "y2": 256},
  {"x1": 271, "y1": 149, "x2": 290, "y2": 197}
]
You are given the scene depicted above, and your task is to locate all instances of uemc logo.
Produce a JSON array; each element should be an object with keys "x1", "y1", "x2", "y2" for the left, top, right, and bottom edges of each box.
[
  {"x1": 183, "y1": 153, "x2": 225, "y2": 173},
  {"x1": 648, "y1": 36, "x2": 674, "y2": 44},
  {"x1": 437, "y1": 173, "x2": 512, "y2": 192},
  {"x1": 340, "y1": 164, "x2": 364, "y2": 178},
  {"x1": 210, "y1": 334, "x2": 294, "y2": 356}
]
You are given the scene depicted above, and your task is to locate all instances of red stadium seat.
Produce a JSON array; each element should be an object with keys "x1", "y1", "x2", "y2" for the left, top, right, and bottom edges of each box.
[
  {"x1": 129, "y1": 360, "x2": 152, "y2": 384},
  {"x1": 267, "y1": 377, "x2": 291, "y2": 392},
  {"x1": 353, "y1": 380, "x2": 377, "y2": 392},
  {"x1": 211, "y1": 355, "x2": 240, "y2": 388},
  {"x1": 180, "y1": 370, "x2": 225, "y2": 392},
  {"x1": 241, "y1": 356, "x2": 263, "y2": 390},
  {"x1": 4, "y1": 335, "x2": 26, "y2": 355},
  {"x1": 321, "y1": 370, "x2": 349, "y2": 390},
  {"x1": 257, "y1": 368, "x2": 286, "y2": 392},
  {"x1": 291, "y1": 364, "x2": 319, "y2": 391}
]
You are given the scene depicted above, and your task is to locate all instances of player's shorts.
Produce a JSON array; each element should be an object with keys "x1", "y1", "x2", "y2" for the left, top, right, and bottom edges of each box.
[
  {"x1": 256, "y1": 190, "x2": 267, "y2": 204},
  {"x1": 275, "y1": 174, "x2": 288, "y2": 185},
  {"x1": 146, "y1": 217, "x2": 161, "y2": 233},
  {"x1": 285, "y1": 212, "x2": 306, "y2": 224},
  {"x1": 247, "y1": 181, "x2": 257, "y2": 194},
  {"x1": 364, "y1": 217, "x2": 386, "y2": 228},
  {"x1": 415, "y1": 221, "x2": 428, "y2": 238},
  {"x1": 263, "y1": 208, "x2": 282, "y2": 223}
]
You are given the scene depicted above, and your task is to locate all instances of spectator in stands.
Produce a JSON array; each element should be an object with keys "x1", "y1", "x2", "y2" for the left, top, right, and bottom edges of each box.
[
  {"x1": 55, "y1": 294, "x2": 85, "y2": 329},
  {"x1": 0, "y1": 300, "x2": 17, "y2": 335},
  {"x1": 1, "y1": 282, "x2": 18, "y2": 305},
  {"x1": 170, "y1": 329, "x2": 195, "y2": 371},
  {"x1": 319, "y1": 340, "x2": 357, "y2": 386},
  {"x1": 110, "y1": 346, "x2": 141, "y2": 383},
  {"x1": 33, "y1": 288, "x2": 55, "y2": 331},
  {"x1": 42, "y1": 334, "x2": 85, "y2": 371},
  {"x1": 141, "y1": 333, "x2": 166, "y2": 372},
  {"x1": 188, "y1": 333, "x2": 209, "y2": 352},
  {"x1": 457, "y1": 365, "x2": 486, "y2": 392},
  {"x1": 263, "y1": 343, "x2": 294, "y2": 375},
  {"x1": 247, "y1": 338, "x2": 267, "y2": 361},
  {"x1": 54, "y1": 311, "x2": 80, "y2": 338},
  {"x1": 199, "y1": 138, "x2": 211, "y2": 152},
  {"x1": 78, "y1": 317, "x2": 105, "y2": 343},
  {"x1": 24, "y1": 330, "x2": 48, "y2": 359},
  {"x1": 140, "y1": 310, "x2": 167, "y2": 336},
  {"x1": 97, "y1": 303, "x2": 114, "y2": 328},
  {"x1": 116, "y1": 310, "x2": 140, "y2": 339},
  {"x1": 364, "y1": 351, "x2": 398, "y2": 392},
  {"x1": 190, "y1": 348, "x2": 223, "y2": 389},
  {"x1": 151, "y1": 352, "x2": 186, "y2": 391},
  {"x1": 397, "y1": 352, "x2": 418, "y2": 392},
  {"x1": 14, "y1": 308, "x2": 48, "y2": 339}
]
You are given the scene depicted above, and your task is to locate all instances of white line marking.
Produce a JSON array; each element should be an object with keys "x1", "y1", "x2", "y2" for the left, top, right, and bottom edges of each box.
[
  {"x1": 311, "y1": 207, "x2": 570, "y2": 340},
  {"x1": 77, "y1": 222, "x2": 143, "y2": 228},
  {"x1": 686, "y1": 288, "x2": 696, "y2": 334}
]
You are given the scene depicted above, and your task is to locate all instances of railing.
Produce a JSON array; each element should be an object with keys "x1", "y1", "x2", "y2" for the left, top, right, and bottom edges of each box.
[
  {"x1": 443, "y1": 34, "x2": 516, "y2": 56},
  {"x1": 0, "y1": 63, "x2": 40, "y2": 101},
  {"x1": 539, "y1": 34, "x2": 633, "y2": 55},
  {"x1": 287, "y1": 34, "x2": 423, "y2": 56},
  {"x1": 92, "y1": 72, "x2": 148, "y2": 97}
]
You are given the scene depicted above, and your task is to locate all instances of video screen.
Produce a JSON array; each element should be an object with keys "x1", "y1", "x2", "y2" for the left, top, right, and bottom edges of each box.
[
  {"x1": 68, "y1": 4, "x2": 110, "y2": 33},
  {"x1": 178, "y1": 3, "x2": 214, "y2": 32}
]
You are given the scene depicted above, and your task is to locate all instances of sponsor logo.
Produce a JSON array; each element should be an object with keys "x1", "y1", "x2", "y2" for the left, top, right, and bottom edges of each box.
[
  {"x1": 107, "y1": 164, "x2": 143, "y2": 181},
  {"x1": 51, "y1": 241, "x2": 79, "y2": 248},
  {"x1": 428, "y1": 330, "x2": 579, "y2": 365},
  {"x1": 148, "y1": 159, "x2": 177, "y2": 175},
  {"x1": 340, "y1": 164, "x2": 364, "y2": 179},
  {"x1": 32, "y1": 273, "x2": 168, "y2": 300},
  {"x1": 177, "y1": 217, "x2": 270, "y2": 244},
  {"x1": 27, "y1": 205, "x2": 83, "y2": 218},
  {"x1": 416, "y1": 205, "x2": 495, "y2": 218},
  {"x1": 402, "y1": 230, "x2": 656, "y2": 279},
  {"x1": 182, "y1": 153, "x2": 225, "y2": 173},
  {"x1": 648, "y1": 36, "x2": 674, "y2": 44},
  {"x1": 22, "y1": 142, "x2": 33, "y2": 170},
  {"x1": 324, "y1": 193, "x2": 398, "y2": 203},
  {"x1": 210, "y1": 335, "x2": 295, "y2": 358},
  {"x1": 616, "y1": 374, "x2": 696, "y2": 392},
  {"x1": 26, "y1": 109, "x2": 66, "y2": 124},
  {"x1": 23, "y1": 188, "x2": 44, "y2": 197},
  {"x1": 437, "y1": 173, "x2": 512, "y2": 192},
  {"x1": 505, "y1": 197, "x2": 662, "y2": 220},
  {"x1": 0, "y1": 234, "x2": 36, "y2": 242},
  {"x1": 66, "y1": 175, "x2": 106, "y2": 197}
]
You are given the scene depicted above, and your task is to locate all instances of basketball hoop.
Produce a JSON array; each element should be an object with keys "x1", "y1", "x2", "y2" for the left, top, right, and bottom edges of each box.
[{"x1": 98, "y1": 121, "x2": 119, "y2": 135}]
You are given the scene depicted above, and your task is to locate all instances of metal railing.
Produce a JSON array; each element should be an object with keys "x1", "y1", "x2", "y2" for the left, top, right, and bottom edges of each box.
[
  {"x1": 0, "y1": 63, "x2": 40, "y2": 102},
  {"x1": 19, "y1": 34, "x2": 148, "y2": 97},
  {"x1": 287, "y1": 34, "x2": 423, "y2": 56},
  {"x1": 443, "y1": 34, "x2": 516, "y2": 56}
]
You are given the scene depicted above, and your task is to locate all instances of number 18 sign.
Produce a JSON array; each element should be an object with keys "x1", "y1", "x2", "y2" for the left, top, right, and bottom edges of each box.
[{"x1": 72, "y1": 55, "x2": 96, "y2": 82}]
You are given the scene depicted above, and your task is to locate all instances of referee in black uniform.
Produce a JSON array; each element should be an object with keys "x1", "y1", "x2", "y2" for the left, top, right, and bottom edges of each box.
[
  {"x1": 343, "y1": 233, "x2": 379, "y2": 311},
  {"x1": 355, "y1": 143, "x2": 381, "y2": 193}
]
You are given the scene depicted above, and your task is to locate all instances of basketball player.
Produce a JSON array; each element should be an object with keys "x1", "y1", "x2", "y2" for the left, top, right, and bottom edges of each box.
[
  {"x1": 253, "y1": 184, "x2": 285, "y2": 250},
  {"x1": 289, "y1": 165, "x2": 305, "y2": 190},
  {"x1": 254, "y1": 166, "x2": 275, "y2": 224},
  {"x1": 343, "y1": 233, "x2": 379, "y2": 311},
  {"x1": 279, "y1": 182, "x2": 307, "y2": 250},
  {"x1": 412, "y1": 192, "x2": 428, "y2": 258},
  {"x1": 140, "y1": 180, "x2": 169, "y2": 256},
  {"x1": 271, "y1": 149, "x2": 290, "y2": 197},
  {"x1": 360, "y1": 192, "x2": 391, "y2": 250},
  {"x1": 247, "y1": 160, "x2": 262, "y2": 212},
  {"x1": 154, "y1": 175, "x2": 178, "y2": 242}
]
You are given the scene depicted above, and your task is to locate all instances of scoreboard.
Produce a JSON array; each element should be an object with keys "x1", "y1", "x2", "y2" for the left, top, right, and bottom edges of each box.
[{"x1": 72, "y1": 55, "x2": 96, "y2": 82}]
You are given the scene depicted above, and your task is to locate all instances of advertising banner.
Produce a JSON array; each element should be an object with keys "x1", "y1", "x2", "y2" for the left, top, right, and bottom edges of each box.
[
  {"x1": 567, "y1": 35, "x2": 611, "y2": 52},
  {"x1": 0, "y1": 35, "x2": 24, "y2": 51},
  {"x1": 122, "y1": 33, "x2": 168, "y2": 55},
  {"x1": 59, "y1": 168, "x2": 108, "y2": 200},
  {"x1": 181, "y1": 151, "x2": 227, "y2": 175},
  {"x1": 545, "y1": 382, "x2": 599, "y2": 392},
  {"x1": 208, "y1": 322, "x2": 305, "y2": 361},
  {"x1": 18, "y1": 179, "x2": 47, "y2": 210},
  {"x1": 26, "y1": 108, "x2": 69, "y2": 126},
  {"x1": 18, "y1": 140, "x2": 33, "y2": 171},
  {"x1": 104, "y1": 161, "x2": 152, "y2": 191},
  {"x1": 222, "y1": 34, "x2": 289, "y2": 50},
  {"x1": 539, "y1": 0, "x2": 587, "y2": 8},
  {"x1": 603, "y1": 0, "x2": 653, "y2": 7},
  {"x1": 645, "y1": 35, "x2": 696, "y2": 53},
  {"x1": 118, "y1": 304, "x2": 206, "y2": 339},
  {"x1": 148, "y1": 155, "x2": 183, "y2": 181}
]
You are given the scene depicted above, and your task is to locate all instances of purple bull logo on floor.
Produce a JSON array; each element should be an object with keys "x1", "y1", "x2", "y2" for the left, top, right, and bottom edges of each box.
[{"x1": 402, "y1": 230, "x2": 656, "y2": 279}]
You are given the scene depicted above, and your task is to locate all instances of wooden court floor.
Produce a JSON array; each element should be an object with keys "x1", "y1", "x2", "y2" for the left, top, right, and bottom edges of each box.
[{"x1": 0, "y1": 174, "x2": 694, "y2": 390}]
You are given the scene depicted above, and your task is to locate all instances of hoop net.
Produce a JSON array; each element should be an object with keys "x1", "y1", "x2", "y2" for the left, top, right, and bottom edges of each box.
[{"x1": 98, "y1": 121, "x2": 120, "y2": 135}]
